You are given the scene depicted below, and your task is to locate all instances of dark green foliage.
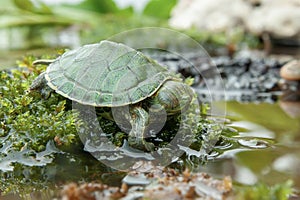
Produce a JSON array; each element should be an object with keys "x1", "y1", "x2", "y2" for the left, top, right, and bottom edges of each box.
[
  {"x1": 70, "y1": 0, "x2": 132, "y2": 14},
  {"x1": 13, "y1": 0, "x2": 53, "y2": 14},
  {"x1": 74, "y1": 0, "x2": 118, "y2": 13},
  {"x1": 143, "y1": 0, "x2": 177, "y2": 19}
]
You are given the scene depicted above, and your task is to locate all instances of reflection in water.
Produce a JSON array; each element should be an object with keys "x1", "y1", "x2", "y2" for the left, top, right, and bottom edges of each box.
[
  {"x1": 234, "y1": 166, "x2": 257, "y2": 185},
  {"x1": 1, "y1": 100, "x2": 300, "y2": 197},
  {"x1": 279, "y1": 90, "x2": 300, "y2": 118},
  {"x1": 279, "y1": 59, "x2": 300, "y2": 118},
  {"x1": 229, "y1": 120, "x2": 275, "y2": 138},
  {"x1": 273, "y1": 154, "x2": 300, "y2": 174},
  {"x1": 279, "y1": 100, "x2": 300, "y2": 118},
  {"x1": 197, "y1": 101, "x2": 300, "y2": 189}
]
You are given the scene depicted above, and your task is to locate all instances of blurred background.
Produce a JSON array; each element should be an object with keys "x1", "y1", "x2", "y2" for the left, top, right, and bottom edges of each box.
[
  {"x1": 1, "y1": 1, "x2": 300, "y2": 199},
  {"x1": 1, "y1": 0, "x2": 299, "y2": 67}
]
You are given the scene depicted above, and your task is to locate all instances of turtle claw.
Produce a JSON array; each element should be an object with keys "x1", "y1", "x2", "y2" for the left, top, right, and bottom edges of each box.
[
  {"x1": 128, "y1": 136, "x2": 155, "y2": 152},
  {"x1": 144, "y1": 142, "x2": 155, "y2": 152}
]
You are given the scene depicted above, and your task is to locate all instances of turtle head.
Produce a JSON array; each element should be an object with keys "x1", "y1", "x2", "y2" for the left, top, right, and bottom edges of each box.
[
  {"x1": 150, "y1": 80, "x2": 194, "y2": 115},
  {"x1": 29, "y1": 72, "x2": 53, "y2": 99}
]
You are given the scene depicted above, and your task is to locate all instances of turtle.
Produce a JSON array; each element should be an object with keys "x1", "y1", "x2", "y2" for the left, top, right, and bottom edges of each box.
[{"x1": 29, "y1": 40, "x2": 195, "y2": 151}]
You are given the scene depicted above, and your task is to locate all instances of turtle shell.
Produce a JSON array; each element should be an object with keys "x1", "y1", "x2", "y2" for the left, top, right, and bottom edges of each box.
[{"x1": 45, "y1": 40, "x2": 177, "y2": 107}]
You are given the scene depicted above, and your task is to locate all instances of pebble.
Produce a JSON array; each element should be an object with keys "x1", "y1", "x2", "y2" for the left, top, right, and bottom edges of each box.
[
  {"x1": 280, "y1": 60, "x2": 300, "y2": 81},
  {"x1": 279, "y1": 101, "x2": 300, "y2": 118},
  {"x1": 146, "y1": 50, "x2": 287, "y2": 102}
]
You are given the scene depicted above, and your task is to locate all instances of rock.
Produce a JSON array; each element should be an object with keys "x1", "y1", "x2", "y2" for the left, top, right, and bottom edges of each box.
[
  {"x1": 279, "y1": 101, "x2": 300, "y2": 118},
  {"x1": 169, "y1": 0, "x2": 300, "y2": 38},
  {"x1": 245, "y1": 0, "x2": 300, "y2": 38},
  {"x1": 279, "y1": 90, "x2": 300, "y2": 118},
  {"x1": 169, "y1": 0, "x2": 251, "y2": 32},
  {"x1": 280, "y1": 60, "x2": 300, "y2": 81}
]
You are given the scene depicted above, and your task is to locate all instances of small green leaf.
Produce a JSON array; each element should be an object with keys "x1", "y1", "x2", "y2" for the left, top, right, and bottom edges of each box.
[
  {"x1": 143, "y1": 0, "x2": 177, "y2": 19},
  {"x1": 13, "y1": 0, "x2": 53, "y2": 14},
  {"x1": 13, "y1": 0, "x2": 35, "y2": 11},
  {"x1": 72, "y1": 0, "x2": 119, "y2": 13}
]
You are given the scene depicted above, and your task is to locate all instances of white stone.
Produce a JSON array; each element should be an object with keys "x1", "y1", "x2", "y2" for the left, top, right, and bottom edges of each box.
[
  {"x1": 169, "y1": 0, "x2": 300, "y2": 38},
  {"x1": 169, "y1": 0, "x2": 251, "y2": 32},
  {"x1": 245, "y1": 1, "x2": 300, "y2": 37}
]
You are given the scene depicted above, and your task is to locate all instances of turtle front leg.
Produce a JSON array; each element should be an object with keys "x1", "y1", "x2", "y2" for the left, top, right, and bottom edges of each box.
[
  {"x1": 29, "y1": 72, "x2": 53, "y2": 99},
  {"x1": 128, "y1": 106, "x2": 155, "y2": 152}
]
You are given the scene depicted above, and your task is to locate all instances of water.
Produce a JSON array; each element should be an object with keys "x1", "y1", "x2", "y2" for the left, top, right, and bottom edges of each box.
[
  {"x1": 196, "y1": 101, "x2": 300, "y2": 188},
  {"x1": 1, "y1": 100, "x2": 299, "y2": 199}
]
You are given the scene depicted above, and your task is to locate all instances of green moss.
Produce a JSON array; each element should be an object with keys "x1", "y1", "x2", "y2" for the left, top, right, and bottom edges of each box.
[{"x1": 0, "y1": 55, "x2": 81, "y2": 172}]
